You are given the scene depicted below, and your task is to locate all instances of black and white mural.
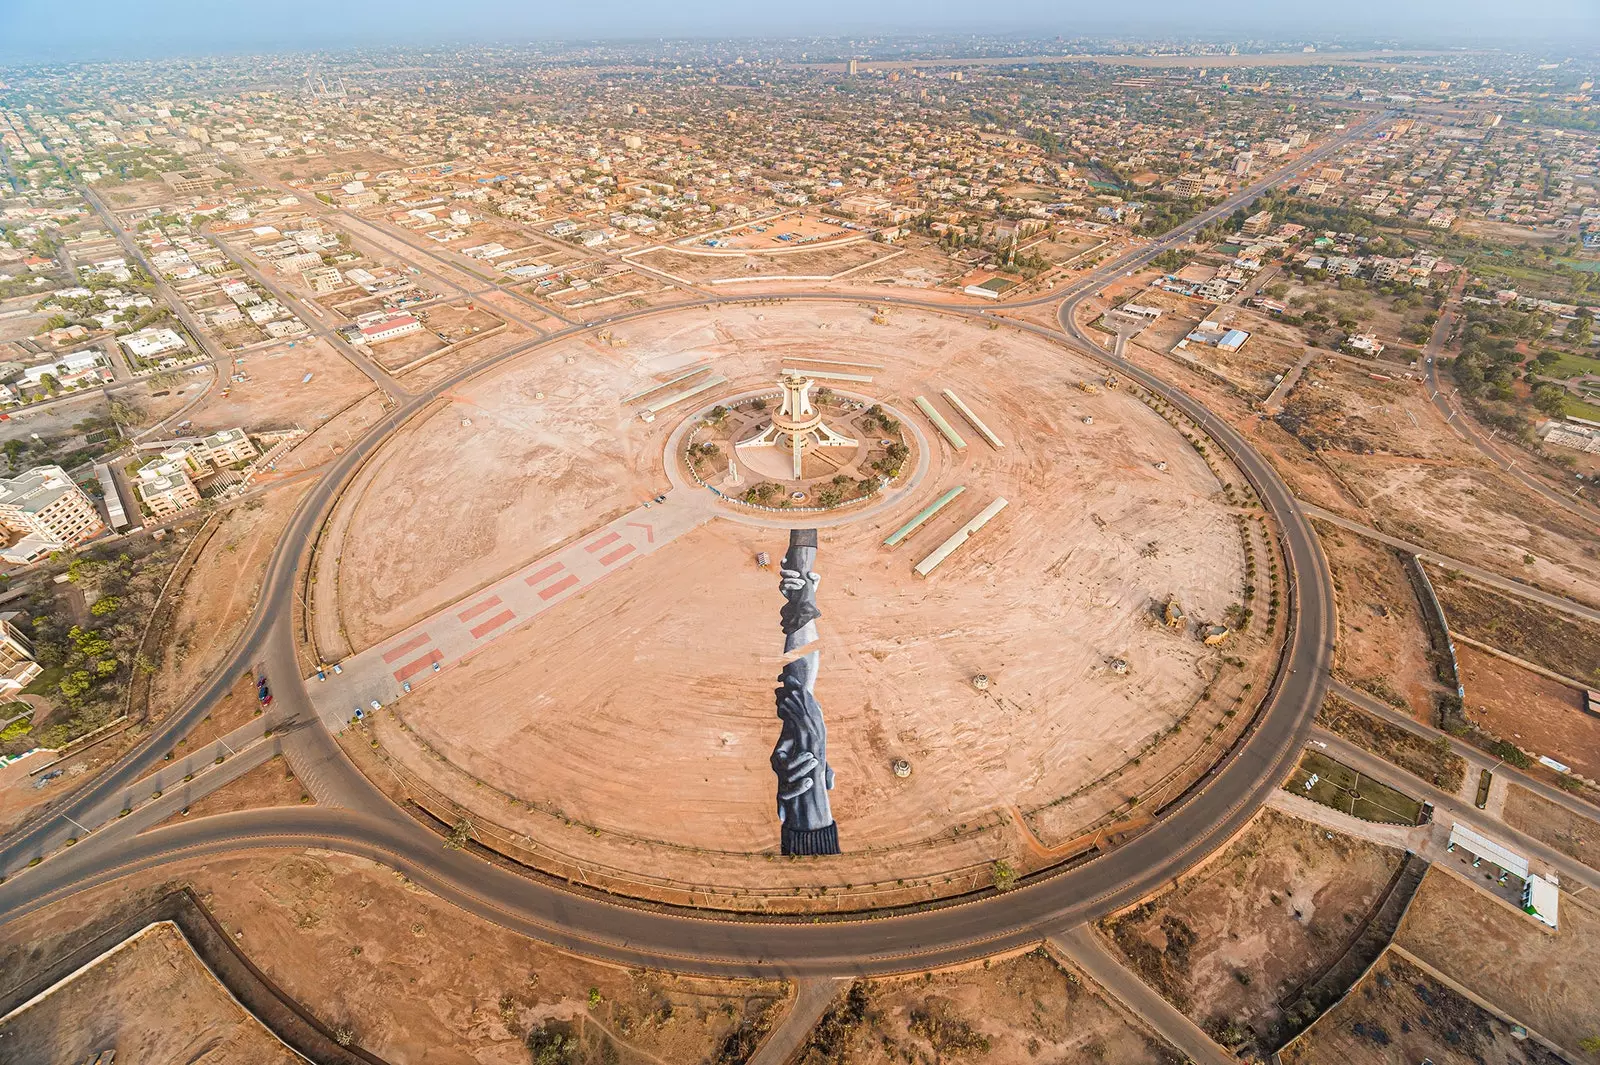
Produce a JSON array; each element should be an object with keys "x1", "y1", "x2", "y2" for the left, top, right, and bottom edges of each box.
[{"x1": 771, "y1": 529, "x2": 840, "y2": 855}]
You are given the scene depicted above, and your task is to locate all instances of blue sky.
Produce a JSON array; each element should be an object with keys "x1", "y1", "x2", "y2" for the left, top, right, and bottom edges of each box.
[{"x1": 1, "y1": 0, "x2": 1596, "y2": 62}]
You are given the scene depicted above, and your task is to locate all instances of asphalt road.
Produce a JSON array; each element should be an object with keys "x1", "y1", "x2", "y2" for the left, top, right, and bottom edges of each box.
[{"x1": 0, "y1": 122, "x2": 1368, "y2": 976}]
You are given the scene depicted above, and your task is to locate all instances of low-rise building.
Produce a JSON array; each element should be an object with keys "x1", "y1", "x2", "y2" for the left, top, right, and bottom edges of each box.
[
  {"x1": 119, "y1": 327, "x2": 187, "y2": 361},
  {"x1": 302, "y1": 265, "x2": 343, "y2": 293}
]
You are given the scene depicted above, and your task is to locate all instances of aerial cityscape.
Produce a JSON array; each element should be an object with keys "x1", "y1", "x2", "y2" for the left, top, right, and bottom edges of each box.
[{"x1": 0, "y1": 3, "x2": 1597, "y2": 1063}]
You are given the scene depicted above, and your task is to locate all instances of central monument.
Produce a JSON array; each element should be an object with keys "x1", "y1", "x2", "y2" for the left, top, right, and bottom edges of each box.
[{"x1": 737, "y1": 372, "x2": 858, "y2": 479}]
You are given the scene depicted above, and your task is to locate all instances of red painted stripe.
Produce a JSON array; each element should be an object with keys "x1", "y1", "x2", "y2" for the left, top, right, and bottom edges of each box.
[
  {"x1": 457, "y1": 595, "x2": 503, "y2": 623},
  {"x1": 525, "y1": 562, "x2": 566, "y2": 586},
  {"x1": 537, "y1": 573, "x2": 580, "y2": 601},
  {"x1": 469, "y1": 608, "x2": 516, "y2": 639},
  {"x1": 381, "y1": 632, "x2": 432, "y2": 664},
  {"x1": 598, "y1": 543, "x2": 636, "y2": 567},
  {"x1": 393, "y1": 649, "x2": 443, "y2": 682},
  {"x1": 584, "y1": 530, "x2": 621, "y2": 553}
]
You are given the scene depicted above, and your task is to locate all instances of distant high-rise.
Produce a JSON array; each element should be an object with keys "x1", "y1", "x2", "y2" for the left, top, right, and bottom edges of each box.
[{"x1": 847, "y1": 59, "x2": 858, "y2": 76}]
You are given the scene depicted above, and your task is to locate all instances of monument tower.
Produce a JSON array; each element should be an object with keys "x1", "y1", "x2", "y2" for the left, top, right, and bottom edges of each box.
[{"x1": 737, "y1": 372, "x2": 858, "y2": 479}]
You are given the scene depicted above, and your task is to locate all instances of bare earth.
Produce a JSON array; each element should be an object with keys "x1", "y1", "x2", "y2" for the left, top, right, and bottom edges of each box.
[
  {"x1": 1100, "y1": 808, "x2": 1406, "y2": 1045},
  {"x1": 152, "y1": 483, "x2": 312, "y2": 715},
  {"x1": 323, "y1": 303, "x2": 1273, "y2": 900},
  {"x1": 1501, "y1": 784, "x2": 1600, "y2": 872},
  {"x1": 0, "y1": 921, "x2": 301, "y2": 1065},
  {"x1": 1457, "y1": 645, "x2": 1600, "y2": 781},
  {"x1": 1281, "y1": 950, "x2": 1569, "y2": 1065},
  {"x1": 1395, "y1": 866, "x2": 1600, "y2": 1058},
  {"x1": 795, "y1": 953, "x2": 1181, "y2": 1065},
  {"x1": 0, "y1": 853, "x2": 784, "y2": 1065}
]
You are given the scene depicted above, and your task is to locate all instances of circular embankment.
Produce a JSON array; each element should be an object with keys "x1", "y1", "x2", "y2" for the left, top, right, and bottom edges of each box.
[{"x1": 313, "y1": 302, "x2": 1286, "y2": 913}]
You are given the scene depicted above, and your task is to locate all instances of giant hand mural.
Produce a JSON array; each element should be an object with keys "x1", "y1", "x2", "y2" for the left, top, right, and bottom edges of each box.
[{"x1": 772, "y1": 529, "x2": 840, "y2": 855}]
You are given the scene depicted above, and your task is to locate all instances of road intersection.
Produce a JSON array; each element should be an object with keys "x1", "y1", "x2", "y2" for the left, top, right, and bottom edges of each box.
[{"x1": 0, "y1": 116, "x2": 1412, "y2": 984}]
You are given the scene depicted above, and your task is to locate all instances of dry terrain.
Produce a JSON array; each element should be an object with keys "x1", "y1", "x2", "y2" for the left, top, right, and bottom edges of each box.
[
  {"x1": 326, "y1": 303, "x2": 1274, "y2": 900},
  {"x1": 0, "y1": 852, "x2": 783, "y2": 1065},
  {"x1": 1431, "y1": 572, "x2": 1600, "y2": 689},
  {"x1": 634, "y1": 241, "x2": 894, "y2": 283},
  {"x1": 1100, "y1": 809, "x2": 1406, "y2": 1048},
  {"x1": 164, "y1": 753, "x2": 308, "y2": 822},
  {"x1": 1501, "y1": 785, "x2": 1600, "y2": 871},
  {"x1": 1316, "y1": 696, "x2": 1466, "y2": 793},
  {"x1": 1280, "y1": 950, "x2": 1570, "y2": 1065},
  {"x1": 1314, "y1": 519, "x2": 1437, "y2": 714},
  {"x1": 1326, "y1": 457, "x2": 1600, "y2": 608},
  {"x1": 1457, "y1": 645, "x2": 1600, "y2": 781},
  {"x1": 151, "y1": 483, "x2": 312, "y2": 713},
  {"x1": 1396, "y1": 866, "x2": 1600, "y2": 1059},
  {"x1": 0, "y1": 921, "x2": 301, "y2": 1065},
  {"x1": 189, "y1": 336, "x2": 374, "y2": 434},
  {"x1": 793, "y1": 953, "x2": 1181, "y2": 1065}
]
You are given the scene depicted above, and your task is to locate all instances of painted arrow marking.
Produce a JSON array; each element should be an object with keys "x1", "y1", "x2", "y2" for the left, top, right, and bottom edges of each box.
[{"x1": 626, "y1": 521, "x2": 655, "y2": 544}]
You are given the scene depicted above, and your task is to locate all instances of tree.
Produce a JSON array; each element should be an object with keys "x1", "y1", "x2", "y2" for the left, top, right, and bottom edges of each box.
[
  {"x1": 40, "y1": 373, "x2": 61, "y2": 396},
  {"x1": 89, "y1": 596, "x2": 120, "y2": 617},
  {"x1": 1531, "y1": 384, "x2": 1568, "y2": 418}
]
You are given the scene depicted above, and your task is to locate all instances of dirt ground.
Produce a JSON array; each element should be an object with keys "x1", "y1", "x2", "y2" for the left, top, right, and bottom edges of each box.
[
  {"x1": 1325, "y1": 456, "x2": 1600, "y2": 608},
  {"x1": 1279, "y1": 361, "x2": 1442, "y2": 459},
  {"x1": 1396, "y1": 867, "x2": 1600, "y2": 1060},
  {"x1": 0, "y1": 852, "x2": 784, "y2": 1065},
  {"x1": 1314, "y1": 519, "x2": 1438, "y2": 714},
  {"x1": 165, "y1": 752, "x2": 308, "y2": 822},
  {"x1": 794, "y1": 953, "x2": 1181, "y2": 1065},
  {"x1": 634, "y1": 241, "x2": 894, "y2": 283},
  {"x1": 1502, "y1": 784, "x2": 1600, "y2": 872},
  {"x1": 1432, "y1": 572, "x2": 1600, "y2": 690},
  {"x1": 333, "y1": 304, "x2": 1269, "y2": 895},
  {"x1": 1457, "y1": 645, "x2": 1600, "y2": 781},
  {"x1": 0, "y1": 921, "x2": 301, "y2": 1065},
  {"x1": 1317, "y1": 696, "x2": 1466, "y2": 792},
  {"x1": 192, "y1": 336, "x2": 374, "y2": 434},
  {"x1": 1280, "y1": 950, "x2": 1570, "y2": 1065},
  {"x1": 1100, "y1": 808, "x2": 1406, "y2": 1047},
  {"x1": 151, "y1": 482, "x2": 312, "y2": 714},
  {"x1": 0, "y1": 731, "x2": 138, "y2": 836}
]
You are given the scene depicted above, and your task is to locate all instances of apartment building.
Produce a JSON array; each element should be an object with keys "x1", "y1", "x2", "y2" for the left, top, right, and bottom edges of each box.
[
  {"x1": 0, "y1": 466, "x2": 106, "y2": 563},
  {"x1": 0, "y1": 612, "x2": 42, "y2": 695}
]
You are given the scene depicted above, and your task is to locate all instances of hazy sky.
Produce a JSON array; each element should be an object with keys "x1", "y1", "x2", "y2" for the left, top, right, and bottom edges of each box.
[{"x1": 1, "y1": 0, "x2": 1596, "y2": 63}]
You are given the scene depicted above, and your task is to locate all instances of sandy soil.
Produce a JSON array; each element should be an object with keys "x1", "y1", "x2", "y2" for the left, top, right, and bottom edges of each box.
[
  {"x1": 1325, "y1": 456, "x2": 1600, "y2": 608},
  {"x1": 151, "y1": 483, "x2": 312, "y2": 714},
  {"x1": 795, "y1": 953, "x2": 1181, "y2": 1065},
  {"x1": 635, "y1": 241, "x2": 894, "y2": 283},
  {"x1": 166, "y1": 753, "x2": 308, "y2": 821},
  {"x1": 1501, "y1": 785, "x2": 1600, "y2": 872},
  {"x1": 1457, "y1": 646, "x2": 1599, "y2": 780},
  {"x1": 0, "y1": 852, "x2": 784, "y2": 1065},
  {"x1": 191, "y1": 336, "x2": 374, "y2": 434},
  {"x1": 1396, "y1": 866, "x2": 1600, "y2": 1059},
  {"x1": 1100, "y1": 808, "x2": 1406, "y2": 1044},
  {"x1": 0, "y1": 921, "x2": 301, "y2": 1065},
  {"x1": 1280, "y1": 950, "x2": 1569, "y2": 1065},
  {"x1": 335, "y1": 304, "x2": 1262, "y2": 891},
  {"x1": 1432, "y1": 572, "x2": 1600, "y2": 690},
  {"x1": 1314, "y1": 519, "x2": 1438, "y2": 715}
]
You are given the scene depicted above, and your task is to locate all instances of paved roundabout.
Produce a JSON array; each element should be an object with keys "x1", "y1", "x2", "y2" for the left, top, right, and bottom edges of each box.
[{"x1": 0, "y1": 115, "x2": 1375, "y2": 976}]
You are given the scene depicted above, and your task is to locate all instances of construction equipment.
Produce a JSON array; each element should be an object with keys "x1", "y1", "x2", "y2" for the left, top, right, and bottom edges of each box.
[
  {"x1": 1105, "y1": 374, "x2": 1120, "y2": 390},
  {"x1": 1077, "y1": 380, "x2": 1100, "y2": 395}
]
